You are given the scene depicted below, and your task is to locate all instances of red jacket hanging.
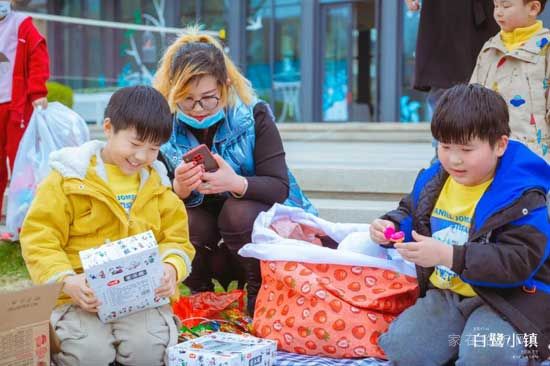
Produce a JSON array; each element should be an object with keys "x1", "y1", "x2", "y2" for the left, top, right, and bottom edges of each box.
[{"x1": 8, "y1": 15, "x2": 49, "y2": 126}]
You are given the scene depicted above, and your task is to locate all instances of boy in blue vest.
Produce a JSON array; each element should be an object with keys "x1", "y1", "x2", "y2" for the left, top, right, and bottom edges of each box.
[{"x1": 370, "y1": 84, "x2": 550, "y2": 364}]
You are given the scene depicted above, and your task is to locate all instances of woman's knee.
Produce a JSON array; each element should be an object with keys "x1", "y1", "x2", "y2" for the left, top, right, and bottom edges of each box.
[
  {"x1": 218, "y1": 198, "x2": 268, "y2": 235},
  {"x1": 187, "y1": 207, "x2": 220, "y2": 248}
]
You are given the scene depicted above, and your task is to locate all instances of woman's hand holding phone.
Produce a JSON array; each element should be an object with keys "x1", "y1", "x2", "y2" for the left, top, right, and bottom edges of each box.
[
  {"x1": 198, "y1": 154, "x2": 247, "y2": 196},
  {"x1": 175, "y1": 145, "x2": 247, "y2": 198},
  {"x1": 173, "y1": 160, "x2": 204, "y2": 199}
]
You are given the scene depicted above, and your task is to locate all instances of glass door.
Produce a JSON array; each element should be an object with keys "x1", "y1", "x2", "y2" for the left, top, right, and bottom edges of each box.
[
  {"x1": 320, "y1": 3, "x2": 352, "y2": 122},
  {"x1": 319, "y1": 0, "x2": 377, "y2": 122}
]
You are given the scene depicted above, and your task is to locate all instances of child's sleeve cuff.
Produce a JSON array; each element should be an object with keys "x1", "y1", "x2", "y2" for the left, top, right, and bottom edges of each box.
[{"x1": 163, "y1": 255, "x2": 187, "y2": 282}]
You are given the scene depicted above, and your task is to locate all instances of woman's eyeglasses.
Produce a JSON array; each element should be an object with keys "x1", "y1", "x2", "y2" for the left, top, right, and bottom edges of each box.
[{"x1": 178, "y1": 96, "x2": 220, "y2": 111}]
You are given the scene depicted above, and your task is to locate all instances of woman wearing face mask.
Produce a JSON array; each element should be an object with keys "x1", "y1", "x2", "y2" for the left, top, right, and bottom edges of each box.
[
  {"x1": 155, "y1": 27, "x2": 316, "y2": 315},
  {"x1": 0, "y1": 0, "x2": 49, "y2": 216}
]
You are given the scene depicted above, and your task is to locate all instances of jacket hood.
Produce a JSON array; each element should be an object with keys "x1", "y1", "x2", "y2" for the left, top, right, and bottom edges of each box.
[
  {"x1": 414, "y1": 141, "x2": 548, "y2": 233},
  {"x1": 49, "y1": 140, "x2": 171, "y2": 187},
  {"x1": 473, "y1": 140, "x2": 549, "y2": 231}
]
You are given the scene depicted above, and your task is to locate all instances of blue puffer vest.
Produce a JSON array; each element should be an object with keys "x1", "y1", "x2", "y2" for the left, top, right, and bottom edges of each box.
[{"x1": 160, "y1": 98, "x2": 318, "y2": 215}]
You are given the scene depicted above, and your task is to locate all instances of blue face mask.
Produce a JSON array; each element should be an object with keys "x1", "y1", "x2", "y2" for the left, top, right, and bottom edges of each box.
[{"x1": 177, "y1": 109, "x2": 225, "y2": 129}]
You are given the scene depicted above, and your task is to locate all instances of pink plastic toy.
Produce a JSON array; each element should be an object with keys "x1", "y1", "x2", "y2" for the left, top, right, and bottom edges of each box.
[{"x1": 384, "y1": 227, "x2": 405, "y2": 243}]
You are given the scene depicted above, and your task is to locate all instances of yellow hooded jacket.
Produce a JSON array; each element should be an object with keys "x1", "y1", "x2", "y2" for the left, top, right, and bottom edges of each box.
[{"x1": 20, "y1": 140, "x2": 195, "y2": 305}]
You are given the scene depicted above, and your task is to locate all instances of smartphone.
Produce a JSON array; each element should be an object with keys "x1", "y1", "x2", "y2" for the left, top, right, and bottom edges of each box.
[{"x1": 182, "y1": 144, "x2": 219, "y2": 172}]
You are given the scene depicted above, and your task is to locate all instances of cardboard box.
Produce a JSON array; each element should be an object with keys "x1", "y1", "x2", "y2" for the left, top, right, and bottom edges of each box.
[
  {"x1": 79, "y1": 230, "x2": 168, "y2": 323},
  {"x1": 0, "y1": 283, "x2": 62, "y2": 366},
  {"x1": 166, "y1": 332, "x2": 277, "y2": 366}
]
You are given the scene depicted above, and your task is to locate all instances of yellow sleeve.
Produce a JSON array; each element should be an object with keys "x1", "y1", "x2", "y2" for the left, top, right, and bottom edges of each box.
[
  {"x1": 19, "y1": 171, "x2": 75, "y2": 284},
  {"x1": 155, "y1": 188, "x2": 195, "y2": 282},
  {"x1": 163, "y1": 254, "x2": 187, "y2": 283}
]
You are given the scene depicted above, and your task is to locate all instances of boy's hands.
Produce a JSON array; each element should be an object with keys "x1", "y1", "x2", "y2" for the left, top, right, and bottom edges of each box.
[
  {"x1": 62, "y1": 274, "x2": 101, "y2": 313},
  {"x1": 155, "y1": 263, "x2": 178, "y2": 298},
  {"x1": 371, "y1": 223, "x2": 454, "y2": 268},
  {"x1": 394, "y1": 230, "x2": 453, "y2": 268},
  {"x1": 198, "y1": 154, "x2": 246, "y2": 196},
  {"x1": 173, "y1": 161, "x2": 204, "y2": 199},
  {"x1": 370, "y1": 219, "x2": 395, "y2": 244},
  {"x1": 63, "y1": 265, "x2": 178, "y2": 312}
]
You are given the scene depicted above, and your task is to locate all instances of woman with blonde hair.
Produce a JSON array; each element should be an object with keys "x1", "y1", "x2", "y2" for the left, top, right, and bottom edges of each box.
[{"x1": 155, "y1": 28, "x2": 316, "y2": 314}]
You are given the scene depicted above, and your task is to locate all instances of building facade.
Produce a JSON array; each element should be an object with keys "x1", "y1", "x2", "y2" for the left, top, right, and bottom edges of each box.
[{"x1": 15, "y1": 0, "x2": 550, "y2": 123}]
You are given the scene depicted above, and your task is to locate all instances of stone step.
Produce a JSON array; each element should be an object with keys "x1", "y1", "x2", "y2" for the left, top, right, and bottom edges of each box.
[
  {"x1": 1, "y1": 201, "x2": 393, "y2": 236},
  {"x1": 1, "y1": 200, "x2": 393, "y2": 231},
  {"x1": 278, "y1": 122, "x2": 432, "y2": 142},
  {"x1": 291, "y1": 166, "x2": 417, "y2": 200},
  {"x1": 1, "y1": 194, "x2": 396, "y2": 230},
  {"x1": 284, "y1": 141, "x2": 431, "y2": 199},
  {"x1": 87, "y1": 127, "x2": 431, "y2": 198},
  {"x1": 311, "y1": 198, "x2": 397, "y2": 223},
  {"x1": 89, "y1": 124, "x2": 103, "y2": 140},
  {"x1": 2, "y1": 136, "x2": 431, "y2": 229},
  {"x1": 88, "y1": 122, "x2": 432, "y2": 143},
  {"x1": 1, "y1": 182, "x2": 401, "y2": 231}
]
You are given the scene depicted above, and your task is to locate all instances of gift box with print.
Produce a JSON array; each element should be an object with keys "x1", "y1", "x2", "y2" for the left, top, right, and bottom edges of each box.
[
  {"x1": 166, "y1": 332, "x2": 277, "y2": 366},
  {"x1": 79, "y1": 230, "x2": 168, "y2": 323}
]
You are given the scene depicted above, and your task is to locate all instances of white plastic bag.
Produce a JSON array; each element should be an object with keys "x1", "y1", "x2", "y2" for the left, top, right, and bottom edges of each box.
[
  {"x1": 238, "y1": 203, "x2": 416, "y2": 277},
  {"x1": 5, "y1": 102, "x2": 89, "y2": 239}
]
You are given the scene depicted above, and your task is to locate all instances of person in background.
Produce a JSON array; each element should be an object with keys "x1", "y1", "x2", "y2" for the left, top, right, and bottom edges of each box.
[
  {"x1": 405, "y1": 0, "x2": 499, "y2": 114},
  {"x1": 470, "y1": 0, "x2": 549, "y2": 161},
  {"x1": 0, "y1": 0, "x2": 49, "y2": 215}
]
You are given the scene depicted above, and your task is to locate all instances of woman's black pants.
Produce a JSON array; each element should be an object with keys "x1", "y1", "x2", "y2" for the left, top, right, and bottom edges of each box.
[{"x1": 184, "y1": 196, "x2": 270, "y2": 315}]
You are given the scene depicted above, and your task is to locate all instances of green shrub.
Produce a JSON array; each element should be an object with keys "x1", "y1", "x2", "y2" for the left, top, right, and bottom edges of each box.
[{"x1": 46, "y1": 81, "x2": 74, "y2": 108}]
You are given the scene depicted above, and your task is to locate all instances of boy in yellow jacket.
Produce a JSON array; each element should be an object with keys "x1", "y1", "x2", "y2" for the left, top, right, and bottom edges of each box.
[{"x1": 20, "y1": 86, "x2": 195, "y2": 366}]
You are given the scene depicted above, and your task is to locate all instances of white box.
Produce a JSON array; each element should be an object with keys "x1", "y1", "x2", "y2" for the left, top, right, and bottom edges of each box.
[
  {"x1": 167, "y1": 332, "x2": 277, "y2": 366},
  {"x1": 79, "y1": 230, "x2": 168, "y2": 322}
]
